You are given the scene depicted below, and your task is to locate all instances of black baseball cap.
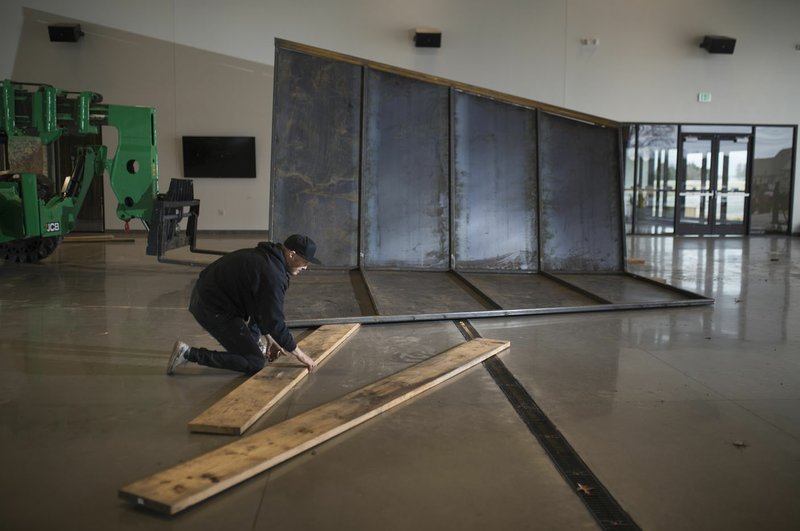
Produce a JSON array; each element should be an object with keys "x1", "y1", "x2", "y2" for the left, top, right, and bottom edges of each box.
[{"x1": 284, "y1": 234, "x2": 321, "y2": 264}]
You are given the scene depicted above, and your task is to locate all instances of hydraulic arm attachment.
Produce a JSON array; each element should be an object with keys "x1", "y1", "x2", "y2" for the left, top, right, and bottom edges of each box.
[{"x1": 0, "y1": 80, "x2": 216, "y2": 263}]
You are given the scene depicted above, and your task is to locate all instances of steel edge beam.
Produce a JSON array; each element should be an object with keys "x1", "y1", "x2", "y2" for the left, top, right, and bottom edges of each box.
[
  {"x1": 447, "y1": 270, "x2": 504, "y2": 310},
  {"x1": 539, "y1": 270, "x2": 614, "y2": 304},
  {"x1": 286, "y1": 298, "x2": 713, "y2": 328}
]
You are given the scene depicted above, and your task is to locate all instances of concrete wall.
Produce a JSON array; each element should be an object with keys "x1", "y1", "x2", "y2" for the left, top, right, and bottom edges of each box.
[{"x1": 1, "y1": 0, "x2": 798, "y2": 232}]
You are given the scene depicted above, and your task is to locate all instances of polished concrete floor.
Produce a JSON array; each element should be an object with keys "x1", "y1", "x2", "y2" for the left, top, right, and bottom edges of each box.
[{"x1": 1, "y1": 234, "x2": 798, "y2": 530}]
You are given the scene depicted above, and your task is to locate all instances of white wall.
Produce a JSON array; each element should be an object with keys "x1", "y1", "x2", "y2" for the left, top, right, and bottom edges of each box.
[
  {"x1": 2, "y1": 0, "x2": 799, "y2": 232},
  {"x1": 564, "y1": 0, "x2": 800, "y2": 124}
]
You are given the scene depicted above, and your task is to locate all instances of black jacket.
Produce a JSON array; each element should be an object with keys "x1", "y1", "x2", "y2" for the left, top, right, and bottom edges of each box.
[{"x1": 194, "y1": 242, "x2": 296, "y2": 351}]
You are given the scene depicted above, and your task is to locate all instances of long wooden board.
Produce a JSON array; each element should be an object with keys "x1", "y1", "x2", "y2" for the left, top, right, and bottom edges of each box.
[
  {"x1": 189, "y1": 323, "x2": 360, "y2": 435},
  {"x1": 119, "y1": 338, "x2": 510, "y2": 515}
]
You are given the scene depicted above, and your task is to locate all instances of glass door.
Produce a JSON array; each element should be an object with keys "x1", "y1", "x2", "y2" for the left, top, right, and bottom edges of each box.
[
  {"x1": 676, "y1": 133, "x2": 751, "y2": 235},
  {"x1": 714, "y1": 137, "x2": 750, "y2": 235}
]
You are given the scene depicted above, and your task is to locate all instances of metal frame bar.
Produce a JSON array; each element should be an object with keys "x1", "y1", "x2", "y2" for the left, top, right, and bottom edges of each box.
[
  {"x1": 268, "y1": 45, "x2": 280, "y2": 240},
  {"x1": 346, "y1": 269, "x2": 377, "y2": 316},
  {"x1": 622, "y1": 271, "x2": 714, "y2": 300},
  {"x1": 790, "y1": 125, "x2": 799, "y2": 234},
  {"x1": 286, "y1": 297, "x2": 713, "y2": 328},
  {"x1": 538, "y1": 271, "x2": 614, "y2": 304},
  {"x1": 535, "y1": 109, "x2": 543, "y2": 274},
  {"x1": 617, "y1": 126, "x2": 628, "y2": 266},
  {"x1": 448, "y1": 86, "x2": 456, "y2": 271},
  {"x1": 290, "y1": 267, "x2": 713, "y2": 326},
  {"x1": 447, "y1": 270, "x2": 504, "y2": 310},
  {"x1": 358, "y1": 65, "x2": 368, "y2": 268},
  {"x1": 629, "y1": 124, "x2": 639, "y2": 235},
  {"x1": 357, "y1": 267, "x2": 382, "y2": 315},
  {"x1": 546, "y1": 270, "x2": 714, "y2": 302}
]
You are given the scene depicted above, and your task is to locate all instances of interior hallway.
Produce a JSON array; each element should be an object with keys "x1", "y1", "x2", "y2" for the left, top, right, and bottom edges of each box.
[{"x1": 0, "y1": 234, "x2": 798, "y2": 530}]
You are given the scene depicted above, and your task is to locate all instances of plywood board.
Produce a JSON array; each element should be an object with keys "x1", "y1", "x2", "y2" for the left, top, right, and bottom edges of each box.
[
  {"x1": 189, "y1": 323, "x2": 360, "y2": 435},
  {"x1": 119, "y1": 338, "x2": 510, "y2": 515}
]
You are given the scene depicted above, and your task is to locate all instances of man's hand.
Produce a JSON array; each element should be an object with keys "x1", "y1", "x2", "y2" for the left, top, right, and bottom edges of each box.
[
  {"x1": 263, "y1": 335, "x2": 286, "y2": 362},
  {"x1": 291, "y1": 347, "x2": 317, "y2": 371}
]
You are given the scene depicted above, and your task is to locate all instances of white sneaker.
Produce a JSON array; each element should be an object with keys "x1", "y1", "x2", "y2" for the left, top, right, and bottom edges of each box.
[{"x1": 167, "y1": 341, "x2": 190, "y2": 375}]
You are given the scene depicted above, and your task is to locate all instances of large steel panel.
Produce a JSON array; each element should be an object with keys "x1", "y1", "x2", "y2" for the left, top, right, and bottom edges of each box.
[
  {"x1": 364, "y1": 271, "x2": 487, "y2": 315},
  {"x1": 453, "y1": 92, "x2": 538, "y2": 271},
  {"x1": 271, "y1": 49, "x2": 362, "y2": 267},
  {"x1": 539, "y1": 113, "x2": 624, "y2": 272},
  {"x1": 549, "y1": 274, "x2": 689, "y2": 304},
  {"x1": 284, "y1": 270, "x2": 366, "y2": 320},
  {"x1": 362, "y1": 70, "x2": 450, "y2": 269},
  {"x1": 459, "y1": 272, "x2": 600, "y2": 308}
]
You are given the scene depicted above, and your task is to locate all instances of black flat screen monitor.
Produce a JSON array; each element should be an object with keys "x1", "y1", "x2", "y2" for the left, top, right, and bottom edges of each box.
[{"x1": 182, "y1": 136, "x2": 256, "y2": 178}]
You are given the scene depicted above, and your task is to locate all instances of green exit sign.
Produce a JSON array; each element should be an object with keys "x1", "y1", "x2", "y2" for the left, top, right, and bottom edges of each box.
[{"x1": 697, "y1": 92, "x2": 712, "y2": 103}]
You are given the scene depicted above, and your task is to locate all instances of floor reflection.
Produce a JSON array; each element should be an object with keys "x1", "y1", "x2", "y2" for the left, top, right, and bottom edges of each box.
[{"x1": 627, "y1": 235, "x2": 797, "y2": 342}]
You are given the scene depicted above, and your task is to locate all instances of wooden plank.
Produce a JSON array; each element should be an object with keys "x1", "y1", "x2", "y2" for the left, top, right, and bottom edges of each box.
[
  {"x1": 188, "y1": 323, "x2": 360, "y2": 435},
  {"x1": 119, "y1": 338, "x2": 510, "y2": 515}
]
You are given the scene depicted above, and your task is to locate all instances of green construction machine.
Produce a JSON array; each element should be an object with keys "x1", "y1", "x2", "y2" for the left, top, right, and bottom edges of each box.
[{"x1": 0, "y1": 79, "x2": 217, "y2": 263}]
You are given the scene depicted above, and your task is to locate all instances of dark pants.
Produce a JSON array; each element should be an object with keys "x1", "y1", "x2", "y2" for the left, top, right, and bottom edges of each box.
[{"x1": 187, "y1": 285, "x2": 265, "y2": 374}]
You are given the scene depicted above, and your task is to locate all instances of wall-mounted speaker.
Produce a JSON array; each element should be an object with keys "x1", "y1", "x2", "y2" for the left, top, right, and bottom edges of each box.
[
  {"x1": 48, "y1": 24, "x2": 84, "y2": 43},
  {"x1": 414, "y1": 29, "x2": 441, "y2": 48},
  {"x1": 700, "y1": 35, "x2": 736, "y2": 54}
]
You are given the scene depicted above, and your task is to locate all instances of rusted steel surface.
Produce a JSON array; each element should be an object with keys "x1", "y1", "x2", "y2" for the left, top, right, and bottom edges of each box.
[
  {"x1": 453, "y1": 91, "x2": 538, "y2": 271},
  {"x1": 362, "y1": 270, "x2": 487, "y2": 315},
  {"x1": 283, "y1": 269, "x2": 366, "y2": 321},
  {"x1": 548, "y1": 273, "x2": 693, "y2": 304},
  {"x1": 275, "y1": 39, "x2": 620, "y2": 128},
  {"x1": 458, "y1": 272, "x2": 601, "y2": 308},
  {"x1": 271, "y1": 49, "x2": 362, "y2": 267},
  {"x1": 268, "y1": 42, "x2": 710, "y2": 324},
  {"x1": 362, "y1": 69, "x2": 450, "y2": 269},
  {"x1": 538, "y1": 112, "x2": 624, "y2": 272}
]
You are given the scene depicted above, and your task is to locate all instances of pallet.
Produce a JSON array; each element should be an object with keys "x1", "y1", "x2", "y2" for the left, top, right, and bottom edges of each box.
[
  {"x1": 188, "y1": 323, "x2": 360, "y2": 435},
  {"x1": 119, "y1": 337, "x2": 510, "y2": 515}
]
